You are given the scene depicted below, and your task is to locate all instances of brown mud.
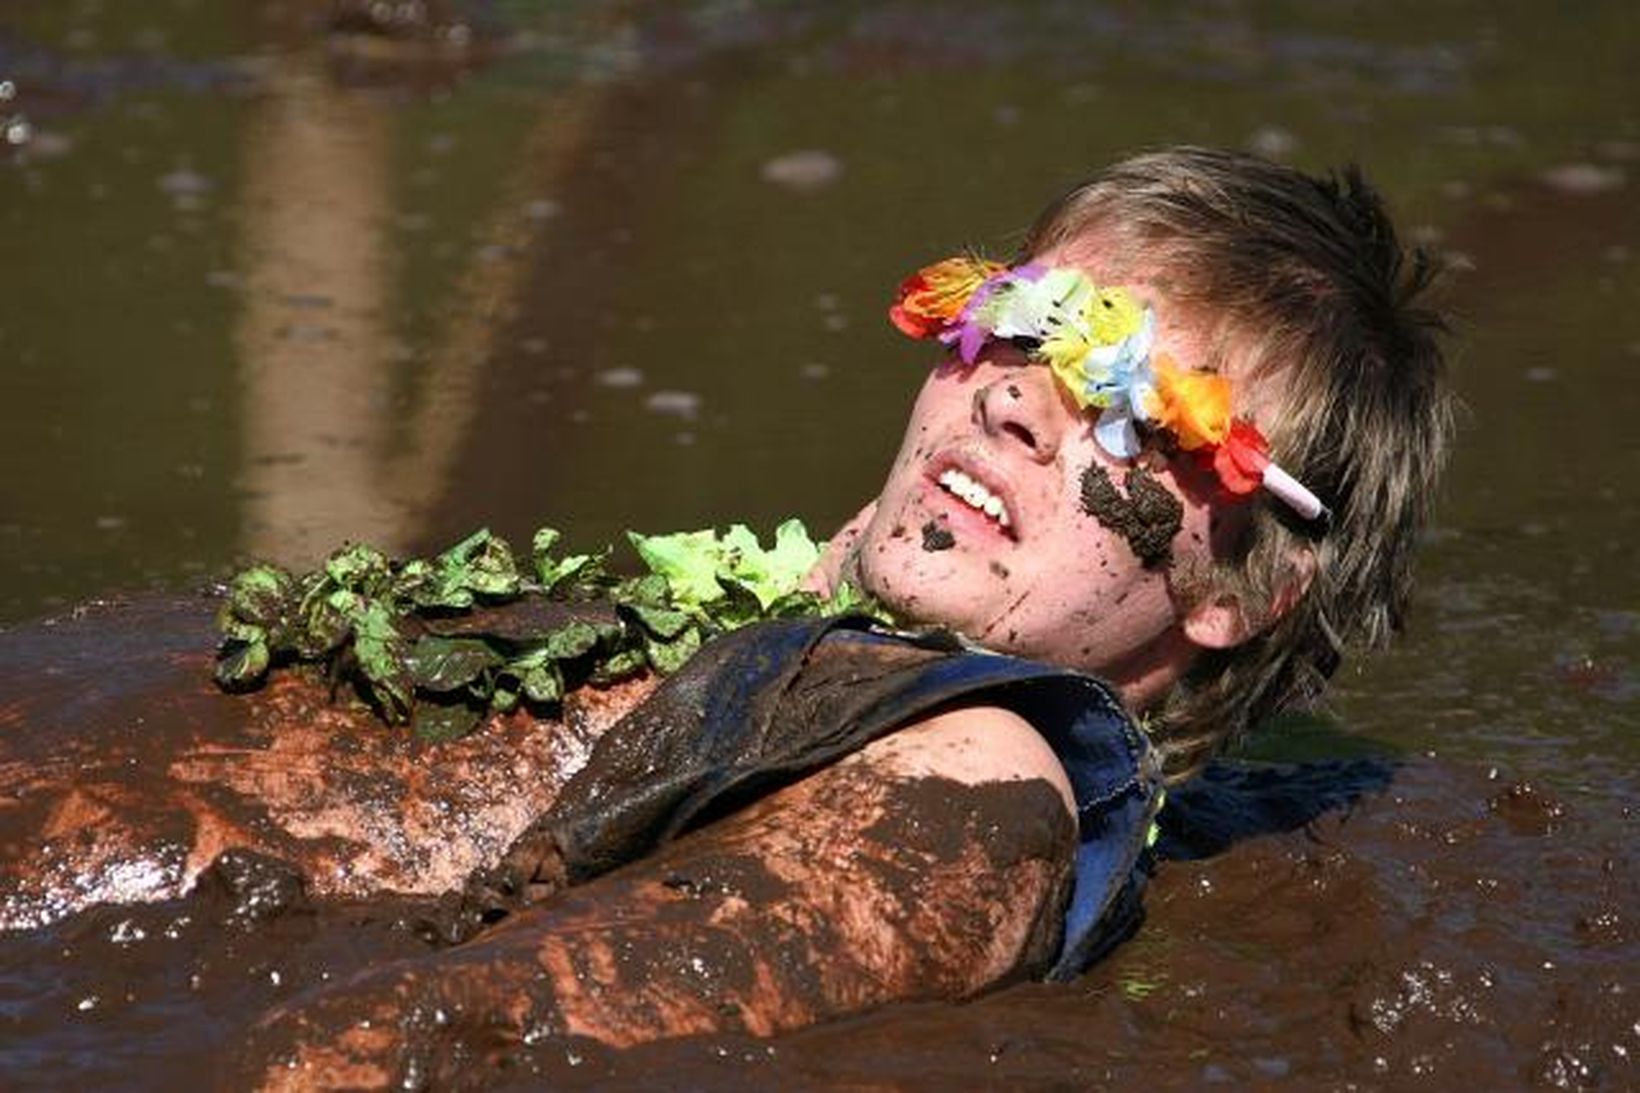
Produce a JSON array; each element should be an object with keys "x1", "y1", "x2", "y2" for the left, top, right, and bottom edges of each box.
[
  {"x1": 1078, "y1": 463, "x2": 1184, "y2": 568},
  {"x1": 228, "y1": 770, "x2": 1073, "y2": 1088},
  {"x1": 6, "y1": 743, "x2": 1631, "y2": 1089},
  {"x1": 488, "y1": 761, "x2": 1639, "y2": 1090},
  {"x1": 920, "y1": 519, "x2": 955, "y2": 552},
  {"x1": 0, "y1": 597, "x2": 655, "y2": 932}
]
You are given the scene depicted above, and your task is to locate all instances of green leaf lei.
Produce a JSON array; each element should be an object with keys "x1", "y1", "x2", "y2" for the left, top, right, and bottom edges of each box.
[{"x1": 213, "y1": 520, "x2": 883, "y2": 742}]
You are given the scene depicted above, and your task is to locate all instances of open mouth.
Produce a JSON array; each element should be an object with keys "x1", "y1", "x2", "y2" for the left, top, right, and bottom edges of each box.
[{"x1": 936, "y1": 467, "x2": 1014, "y2": 533}]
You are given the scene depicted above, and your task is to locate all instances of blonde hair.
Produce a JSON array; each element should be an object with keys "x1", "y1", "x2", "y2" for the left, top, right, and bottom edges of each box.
[{"x1": 1023, "y1": 147, "x2": 1455, "y2": 779}]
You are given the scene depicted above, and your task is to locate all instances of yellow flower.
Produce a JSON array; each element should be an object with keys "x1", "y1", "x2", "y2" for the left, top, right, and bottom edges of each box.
[
  {"x1": 1084, "y1": 286, "x2": 1146, "y2": 347},
  {"x1": 1152, "y1": 359, "x2": 1232, "y2": 450},
  {"x1": 1041, "y1": 328, "x2": 1101, "y2": 409}
]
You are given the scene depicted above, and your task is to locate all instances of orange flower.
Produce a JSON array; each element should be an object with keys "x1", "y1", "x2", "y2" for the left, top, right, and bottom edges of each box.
[
  {"x1": 889, "y1": 256, "x2": 1006, "y2": 339},
  {"x1": 1212, "y1": 419, "x2": 1271, "y2": 494},
  {"x1": 1152, "y1": 360, "x2": 1232, "y2": 450}
]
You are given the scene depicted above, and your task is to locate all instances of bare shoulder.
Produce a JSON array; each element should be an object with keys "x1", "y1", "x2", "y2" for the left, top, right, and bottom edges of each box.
[{"x1": 850, "y1": 704, "x2": 1076, "y2": 816}]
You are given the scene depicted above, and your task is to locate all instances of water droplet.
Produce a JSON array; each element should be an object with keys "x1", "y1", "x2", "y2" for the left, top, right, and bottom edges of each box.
[
  {"x1": 1540, "y1": 163, "x2": 1626, "y2": 195},
  {"x1": 524, "y1": 198, "x2": 560, "y2": 221},
  {"x1": 158, "y1": 167, "x2": 213, "y2": 197},
  {"x1": 595, "y1": 366, "x2": 644, "y2": 388},
  {"x1": 646, "y1": 390, "x2": 701, "y2": 419},
  {"x1": 760, "y1": 149, "x2": 842, "y2": 192},
  {"x1": 1246, "y1": 125, "x2": 1298, "y2": 159}
]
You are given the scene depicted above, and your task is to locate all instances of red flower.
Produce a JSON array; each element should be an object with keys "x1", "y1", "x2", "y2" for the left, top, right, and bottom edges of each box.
[
  {"x1": 889, "y1": 257, "x2": 1005, "y2": 340},
  {"x1": 889, "y1": 272, "x2": 940, "y2": 338},
  {"x1": 1211, "y1": 419, "x2": 1270, "y2": 495}
]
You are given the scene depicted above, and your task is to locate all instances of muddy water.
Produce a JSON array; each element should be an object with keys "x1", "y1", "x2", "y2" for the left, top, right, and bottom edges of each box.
[{"x1": 1, "y1": 1, "x2": 1636, "y2": 1088}]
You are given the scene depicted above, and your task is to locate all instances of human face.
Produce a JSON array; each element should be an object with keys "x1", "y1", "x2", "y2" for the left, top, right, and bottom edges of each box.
[{"x1": 847, "y1": 270, "x2": 1245, "y2": 703}]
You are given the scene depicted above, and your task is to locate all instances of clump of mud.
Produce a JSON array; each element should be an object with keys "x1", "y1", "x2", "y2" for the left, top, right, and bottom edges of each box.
[
  {"x1": 921, "y1": 520, "x2": 955, "y2": 552},
  {"x1": 1079, "y1": 463, "x2": 1183, "y2": 567}
]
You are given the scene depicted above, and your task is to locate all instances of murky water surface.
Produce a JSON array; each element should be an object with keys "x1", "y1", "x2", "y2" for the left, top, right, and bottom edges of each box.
[{"x1": 1, "y1": 1, "x2": 1635, "y2": 1087}]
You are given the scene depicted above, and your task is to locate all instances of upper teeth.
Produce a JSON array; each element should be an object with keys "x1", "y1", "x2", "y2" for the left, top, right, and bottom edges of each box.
[{"x1": 938, "y1": 468, "x2": 1012, "y2": 528}]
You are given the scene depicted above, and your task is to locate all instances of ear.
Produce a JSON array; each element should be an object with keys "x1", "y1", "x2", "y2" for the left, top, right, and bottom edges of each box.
[
  {"x1": 1180, "y1": 592, "x2": 1253, "y2": 650},
  {"x1": 799, "y1": 500, "x2": 879, "y2": 596},
  {"x1": 1180, "y1": 544, "x2": 1317, "y2": 651}
]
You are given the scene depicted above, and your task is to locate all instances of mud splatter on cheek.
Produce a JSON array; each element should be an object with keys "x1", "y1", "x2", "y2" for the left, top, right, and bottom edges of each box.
[
  {"x1": 920, "y1": 520, "x2": 955, "y2": 552},
  {"x1": 1078, "y1": 462, "x2": 1183, "y2": 569},
  {"x1": 988, "y1": 561, "x2": 1010, "y2": 580}
]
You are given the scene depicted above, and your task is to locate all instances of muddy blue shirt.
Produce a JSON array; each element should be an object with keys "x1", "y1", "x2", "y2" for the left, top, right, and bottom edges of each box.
[{"x1": 546, "y1": 615, "x2": 1165, "y2": 980}]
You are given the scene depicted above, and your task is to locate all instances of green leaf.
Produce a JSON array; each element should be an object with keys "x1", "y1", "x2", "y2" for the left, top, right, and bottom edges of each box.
[
  {"x1": 764, "y1": 518, "x2": 824, "y2": 594},
  {"x1": 531, "y1": 527, "x2": 562, "y2": 566},
  {"x1": 392, "y1": 558, "x2": 452, "y2": 608},
  {"x1": 825, "y1": 579, "x2": 885, "y2": 619},
  {"x1": 325, "y1": 542, "x2": 392, "y2": 595},
  {"x1": 224, "y1": 563, "x2": 294, "y2": 628},
  {"x1": 588, "y1": 647, "x2": 647, "y2": 685},
  {"x1": 436, "y1": 528, "x2": 520, "y2": 600},
  {"x1": 293, "y1": 585, "x2": 352, "y2": 658},
  {"x1": 217, "y1": 615, "x2": 266, "y2": 646},
  {"x1": 520, "y1": 662, "x2": 563, "y2": 704},
  {"x1": 628, "y1": 528, "x2": 724, "y2": 608},
  {"x1": 412, "y1": 702, "x2": 482, "y2": 743},
  {"x1": 541, "y1": 620, "x2": 601, "y2": 661},
  {"x1": 350, "y1": 599, "x2": 412, "y2": 723},
  {"x1": 615, "y1": 573, "x2": 672, "y2": 609},
  {"x1": 489, "y1": 677, "x2": 520, "y2": 714},
  {"x1": 461, "y1": 534, "x2": 521, "y2": 598},
  {"x1": 720, "y1": 520, "x2": 822, "y2": 609},
  {"x1": 214, "y1": 639, "x2": 270, "y2": 690},
  {"x1": 644, "y1": 625, "x2": 702, "y2": 675},
  {"x1": 404, "y1": 636, "x2": 502, "y2": 692},
  {"x1": 763, "y1": 588, "x2": 825, "y2": 619},
  {"x1": 538, "y1": 552, "x2": 603, "y2": 595},
  {"x1": 532, "y1": 528, "x2": 611, "y2": 595},
  {"x1": 705, "y1": 577, "x2": 767, "y2": 630},
  {"x1": 625, "y1": 601, "x2": 692, "y2": 639}
]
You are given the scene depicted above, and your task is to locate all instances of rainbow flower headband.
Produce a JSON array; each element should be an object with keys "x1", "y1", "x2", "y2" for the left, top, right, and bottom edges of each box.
[{"x1": 890, "y1": 256, "x2": 1328, "y2": 522}]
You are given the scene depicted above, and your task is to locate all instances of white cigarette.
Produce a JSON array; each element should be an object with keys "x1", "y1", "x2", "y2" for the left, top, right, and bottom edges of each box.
[{"x1": 1263, "y1": 462, "x2": 1328, "y2": 522}]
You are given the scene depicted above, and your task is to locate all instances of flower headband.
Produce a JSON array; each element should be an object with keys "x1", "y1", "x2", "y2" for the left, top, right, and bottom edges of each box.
[{"x1": 890, "y1": 256, "x2": 1328, "y2": 522}]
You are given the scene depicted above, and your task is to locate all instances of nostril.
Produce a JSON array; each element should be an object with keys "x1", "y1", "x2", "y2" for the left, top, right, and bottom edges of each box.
[{"x1": 1001, "y1": 421, "x2": 1037, "y2": 450}]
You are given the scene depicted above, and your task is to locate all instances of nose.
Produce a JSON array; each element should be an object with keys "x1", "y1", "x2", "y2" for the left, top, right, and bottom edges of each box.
[{"x1": 972, "y1": 367, "x2": 1067, "y2": 463}]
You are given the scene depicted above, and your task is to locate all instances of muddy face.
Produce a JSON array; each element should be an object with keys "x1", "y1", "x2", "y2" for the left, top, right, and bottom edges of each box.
[{"x1": 843, "y1": 341, "x2": 1221, "y2": 690}]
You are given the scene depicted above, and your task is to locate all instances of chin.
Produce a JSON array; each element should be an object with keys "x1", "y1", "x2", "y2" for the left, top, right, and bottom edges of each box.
[{"x1": 855, "y1": 557, "x2": 985, "y2": 644}]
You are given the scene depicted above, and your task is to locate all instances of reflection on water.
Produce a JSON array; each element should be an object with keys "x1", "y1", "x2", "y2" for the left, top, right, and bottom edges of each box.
[
  {"x1": 232, "y1": 45, "x2": 602, "y2": 563},
  {"x1": 236, "y1": 52, "x2": 400, "y2": 560},
  {"x1": 0, "y1": 0, "x2": 1635, "y2": 1079}
]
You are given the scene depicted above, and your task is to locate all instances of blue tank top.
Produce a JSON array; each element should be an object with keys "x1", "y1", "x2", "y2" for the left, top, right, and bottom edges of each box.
[{"x1": 546, "y1": 616, "x2": 1165, "y2": 980}]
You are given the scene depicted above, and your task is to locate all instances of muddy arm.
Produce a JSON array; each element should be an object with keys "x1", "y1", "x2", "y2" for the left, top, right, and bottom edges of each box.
[
  {"x1": 234, "y1": 708, "x2": 1078, "y2": 1088},
  {"x1": 0, "y1": 598, "x2": 658, "y2": 928}
]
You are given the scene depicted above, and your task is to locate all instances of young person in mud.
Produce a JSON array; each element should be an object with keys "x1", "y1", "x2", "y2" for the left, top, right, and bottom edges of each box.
[{"x1": 0, "y1": 148, "x2": 1451, "y2": 1084}]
